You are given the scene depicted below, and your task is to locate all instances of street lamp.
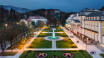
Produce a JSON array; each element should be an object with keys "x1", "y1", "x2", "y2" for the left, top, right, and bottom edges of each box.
[
  {"x1": 4, "y1": 24, "x2": 8, "y2": 28},
  {"x1": 16, "y1": 22, "x2": 19, "y2": 25}
]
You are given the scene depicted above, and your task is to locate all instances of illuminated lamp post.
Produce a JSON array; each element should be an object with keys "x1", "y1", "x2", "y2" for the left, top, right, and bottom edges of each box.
[
  {"x1": 4, "y1": 23, "x2": 8, "y2": 28},
  {"x1": 16, "y1": 22, "x2": 19, "y2": 25}
]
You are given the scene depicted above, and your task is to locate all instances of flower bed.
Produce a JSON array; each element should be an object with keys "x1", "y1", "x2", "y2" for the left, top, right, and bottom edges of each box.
[{"x1": 19, "y1": 50, "x2": 92, "y2": 58}]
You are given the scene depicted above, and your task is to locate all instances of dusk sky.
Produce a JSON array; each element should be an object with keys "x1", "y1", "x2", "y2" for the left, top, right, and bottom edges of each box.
[{"x1": 0, "y1": 0, "x2": 104, "y2": 12}]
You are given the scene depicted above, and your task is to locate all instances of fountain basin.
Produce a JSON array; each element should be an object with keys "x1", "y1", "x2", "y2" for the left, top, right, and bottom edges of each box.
[
  {"x1": 48, "y1": 36, "x2": 59, "y2": 39},
  {"x1": 45, "y1": 36, "x2": 64, "y2": 41},
  {"x1": 44, "y1": 28, "x2": 64, "y2": 41}
]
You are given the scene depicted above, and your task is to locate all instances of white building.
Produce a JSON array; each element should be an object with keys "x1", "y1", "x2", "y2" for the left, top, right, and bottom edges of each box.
[
  {"x1": 65, "y1": 14, "x2": 81, "y2": 29},
  {"x1": 28, "y1": 16, "x2": 48, "y2": 24},
  {"x1": 82, "y1": 11, "x2": 104, "y2": 44},
  {"x1": 20, "y1": 19, "x2": 28, "y2": 26},
  {"x1": 65, "y1": 10, "x2": 104, "y2": 45}
]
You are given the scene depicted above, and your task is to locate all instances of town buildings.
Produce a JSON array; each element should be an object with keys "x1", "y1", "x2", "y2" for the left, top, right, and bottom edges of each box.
[
  {"x1": 28, "y1": 16, "x2": 48, "y2": 24},
  {"x1": 65, "y1": 10, "x2": 104, "y2": 47}
]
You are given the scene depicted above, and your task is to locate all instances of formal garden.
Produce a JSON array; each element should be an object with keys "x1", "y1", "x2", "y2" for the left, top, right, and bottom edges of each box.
[
  {"x1": 0, "y1": 25, "x2": 92, "y2": 58},
  {"x1": 19, "y1": 50, "x2": 92, "y2": 58},
  {"x1": 29, "y1": 26, "x2": 76, "y2": 48},
  {"x1": 17, "y1": 26, "x2": 93, "y2": 58}
]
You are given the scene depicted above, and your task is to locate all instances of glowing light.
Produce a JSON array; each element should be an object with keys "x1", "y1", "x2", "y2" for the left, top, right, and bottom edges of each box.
[
  {"x1": 4, "y1": 24, "x2": 8, "y2": 27},
  {"x1": 16, "y1": 22, "x2": 19, "y2": 24}
]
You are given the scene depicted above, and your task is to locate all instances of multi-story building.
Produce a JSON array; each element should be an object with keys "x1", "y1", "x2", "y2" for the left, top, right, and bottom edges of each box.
[
  {"x1": 66, "y1": 10, "x2": 104, "y2": 45},
  {"x1": 28, "y1": 16, "x2": 48, "y2": 24},
  {"x1": 82, "y1": 11, "x2": 104, "y2": 44},
  {"x1": 65, "y1": 14, "x2": 81, "y2": 29}
]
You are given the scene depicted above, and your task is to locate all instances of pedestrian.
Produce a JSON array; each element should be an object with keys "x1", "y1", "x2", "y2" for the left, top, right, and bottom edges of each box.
[
  {"x1": 77, "y1": 41, "x2": 79, "y2": 43},
  {"x1": 90, "y1": 51, "x2": 96, "y2": 55}
]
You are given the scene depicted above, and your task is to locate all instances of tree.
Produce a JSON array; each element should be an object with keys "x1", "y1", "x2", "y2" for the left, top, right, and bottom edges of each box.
[
  {"x1": 0, "y1": 30, "x2": 8, "y2": 52},
  {"x1": 31, "y1": 21, "x2": 36, "y2": 29},
  {"x1": 99, "y1": 6, "x2": 104, "y2": 11},
  {"x1": 37, "y1": 20, "x2": 45, "y2": 27},
  {"x1": 7, "y1": 8, "x2": 21, "y2": 22}
]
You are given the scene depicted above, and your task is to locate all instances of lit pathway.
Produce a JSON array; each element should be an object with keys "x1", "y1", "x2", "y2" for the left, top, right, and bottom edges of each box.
[
  {"x1": 42, "y1": 32, "x2": 64, "y2": 33},
  {"x1": 1, "y1": 27, "x2": 103, "y2": 58},
  {"x1": 25, "y1": 48, "x2": 81, "y2": 51},
  {"x1": 62, "y1": 27, "x2": 103, "y2": 58},
  {"x1": 0, "y1": 27, "x2": 45, "y2": 58},
  {"x1": 52, "y1": 40, "x2": 56, "y2": 49}
]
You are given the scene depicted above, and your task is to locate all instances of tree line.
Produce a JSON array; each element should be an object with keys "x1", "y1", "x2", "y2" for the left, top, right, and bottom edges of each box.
[{"x1": 0, "y1": 22, "x2": 34, "y2": 52}]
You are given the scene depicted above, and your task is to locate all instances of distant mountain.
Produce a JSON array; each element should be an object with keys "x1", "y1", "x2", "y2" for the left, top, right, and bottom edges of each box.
[
  {"x1": 99, "y1": 6, "x2": 104, "y2": 11},
  {"x1": 0, "y1": 5, "x2": 30, "y2": 13}
]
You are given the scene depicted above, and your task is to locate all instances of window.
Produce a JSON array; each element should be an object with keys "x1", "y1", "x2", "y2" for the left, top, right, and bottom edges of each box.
[
  {"x1": 94, "y1": 17, "x2": 96, "y2": 20},
  {"x1": 97, "y1": 17, "x2": 100, "y2": 20},
  {"x1": 101, "y1": 16, "x2": 104, "y2": 20}
]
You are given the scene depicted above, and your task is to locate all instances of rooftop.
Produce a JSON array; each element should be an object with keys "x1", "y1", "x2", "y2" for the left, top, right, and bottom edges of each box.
[{"x1": 87, "y1": 11, "x2": 104, "y2": 17}]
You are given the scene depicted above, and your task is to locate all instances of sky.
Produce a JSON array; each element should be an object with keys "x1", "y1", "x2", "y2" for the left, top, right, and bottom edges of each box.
[{"x1": 0, "y1": 0, "x2": 104, "y2": 12}]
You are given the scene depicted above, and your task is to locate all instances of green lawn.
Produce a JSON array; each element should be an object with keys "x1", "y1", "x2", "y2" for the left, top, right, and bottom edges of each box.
[
  {"x1": 38, "y1": 33, "x2": 51, "y2": 37},
  {"x1": 19, "y1": 50, "x2": 92, "y2": 58},
  {"x1": 55, "y1": 33, "x2": 68, "y2": 37},
  {"x1": 100, "y1": 54, "x2": 104, "y2": 58},
  {"x1": 43, "y1": 29, "x2": 64, "y2": 32},
  {"x1": 56, "y1": 38, "x2": 77, "y2": 48},
  {"x1": 38, "y1": 33, "x2": 68, "y2": 37},
  {"x1": 43, "y1": 26, "x2": 64, "y2": 32},
  {"x1": 29, "y1": 37, "x2": 52, "y2": 48}
]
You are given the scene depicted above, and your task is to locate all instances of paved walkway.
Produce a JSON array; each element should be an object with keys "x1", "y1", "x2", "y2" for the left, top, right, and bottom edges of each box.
[
  {"x1": 25, "y1": 48, "x2": 80, "y2": 51},
  {"x1": 62, "y1": 27, "x2": 103, "y2": 58},
  {"x1": 52, "y1": 40, "x2": 56, "y2": 49},
  {"x1": 42, "y1": 32, "x2": 64, "y2": 33}
]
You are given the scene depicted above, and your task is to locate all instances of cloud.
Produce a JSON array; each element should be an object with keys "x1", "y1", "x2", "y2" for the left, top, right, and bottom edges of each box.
[{"x1": 0, "y1": 0, "x2": 104, "y2": 12}]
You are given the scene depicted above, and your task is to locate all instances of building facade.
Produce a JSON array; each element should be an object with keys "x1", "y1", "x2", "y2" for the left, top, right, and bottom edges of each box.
[
  {"x1": 66, "y1": 10, "x2": 104, "y2": 45},
  {"x1": 28, "y1": 16, "x2": 48, "y2": 24},
  {"x1": 82, "y1": 11, "x2": 104, "y2": 44}
]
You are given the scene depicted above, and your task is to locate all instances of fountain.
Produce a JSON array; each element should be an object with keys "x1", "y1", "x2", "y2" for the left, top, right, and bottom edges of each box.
[
  {"x1": 48, "y1": 28, "x2": 59, "y2": 39},
  {"x1": 45, "y1": 28, "x2": 63, "y2": 41},
  {"x1": 52, "y1": 28, "x2": 55, "y2": 38}
]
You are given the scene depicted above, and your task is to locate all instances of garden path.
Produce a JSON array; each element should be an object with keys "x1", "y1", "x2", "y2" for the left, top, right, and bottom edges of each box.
[
  {"x1": 52, "y1": 40, "x2": 56, "y2": 49},
  {"x1": 42, "y1": 32, "x2": 64, "y2": 33}
]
